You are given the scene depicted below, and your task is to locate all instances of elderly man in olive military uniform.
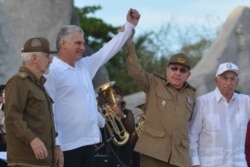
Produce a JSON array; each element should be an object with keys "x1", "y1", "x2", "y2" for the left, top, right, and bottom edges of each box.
[
  {"x1": 4, "y1": 37, "x2": 63, "y2": 167},
  {"x1": 125, "y1": 31, "x2": 195, "y2": 167}
]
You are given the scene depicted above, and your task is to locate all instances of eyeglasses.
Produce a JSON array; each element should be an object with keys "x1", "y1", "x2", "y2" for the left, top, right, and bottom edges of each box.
[
  {"x1": 169, "y1": 66, "x2": 188, "y2": 74},
  {"x1": 44, "y1": 54, "x2": 54, "y2": 60}
]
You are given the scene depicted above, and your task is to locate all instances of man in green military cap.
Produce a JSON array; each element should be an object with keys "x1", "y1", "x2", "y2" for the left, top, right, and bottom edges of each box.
[
  {"x1": 125, "y1": 30, "x2": 195, "y2": 167},
  {"x1": 168, "y1": 53, "x2": 192, "y2": 69},
  {"x1": 4, "y1": 37, "x2": 63, "y2": 167}
]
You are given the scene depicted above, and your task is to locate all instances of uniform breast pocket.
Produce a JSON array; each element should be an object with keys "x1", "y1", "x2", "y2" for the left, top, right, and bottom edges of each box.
[
  {"x1": 185, "y1": 103, "x2": 193, "y2": 120},
  {"x1": 235, "y1": 113, "x2": 247, "y2": 129},
  {"x1": 204, "y1": 115, "x2": 220, "y2": 131},
  {"x1": 29, "y1": 93, "x2": 47, "y2": 108},
  {"x1": 156, "y1": 94, "x2": 172, "y2": 112},
  {"x1": 33, "y1": 94, "x2": 46, "y2": 101}
]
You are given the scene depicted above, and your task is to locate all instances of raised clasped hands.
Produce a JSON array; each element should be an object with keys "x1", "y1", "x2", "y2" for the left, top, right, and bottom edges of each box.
[{"x1": 127, "y1": 8, "x2": 140, "y2": 26}]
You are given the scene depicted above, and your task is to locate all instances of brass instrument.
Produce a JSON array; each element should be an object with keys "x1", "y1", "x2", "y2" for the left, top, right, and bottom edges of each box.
[
  {"x1": 0, "y1": 116, "x2": 5, "y2": 135},
  {"x1": 135, "y1": 103, "x2": 146, "y2": 137},
  {"x1": 0, "y1": 89, "x2": 5, "y2": 134},
  {"x1": 96, "y1": 81, "x2": 129, "y2": 146}
]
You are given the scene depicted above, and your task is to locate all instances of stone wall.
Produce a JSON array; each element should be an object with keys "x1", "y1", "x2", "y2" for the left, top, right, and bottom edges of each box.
[
  {"x1": 0, "y1": 0, "x2": 109, "y2": 86},
  {"x1": 188, "y1": 6, "x2": 250, "y2": 96},
  {"x1": 0, "y1": 1, "x2": 18, "y2": 84}
]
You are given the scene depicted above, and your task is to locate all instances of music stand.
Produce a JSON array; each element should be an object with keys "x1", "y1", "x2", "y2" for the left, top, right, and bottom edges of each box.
[
  {"x1": 95, "y1": 126, "x2": 126, "y2": 167},
  {"x1": 95, "y1": 82, "x2": 126, "y2": 167}
]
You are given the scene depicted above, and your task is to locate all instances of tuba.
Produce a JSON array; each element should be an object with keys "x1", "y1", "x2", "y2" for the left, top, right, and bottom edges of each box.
[
  {"x1": 134, "y1": 103, "x2": 146, "y2": 137},
  {"x1": 0, "y1": 89, "x2": 5, "y2": 134},
  {"x1": 96, "y1": 81, "x2": 129, "y2": 146}
]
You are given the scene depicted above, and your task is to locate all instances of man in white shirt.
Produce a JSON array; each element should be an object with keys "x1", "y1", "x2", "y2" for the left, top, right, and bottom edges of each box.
[
  {"x1": 189, "y1": 62, "x2": 250, "y2": 167},
  {"x1": 44, "y1": 8, "x2": 140, "y2": 167}
]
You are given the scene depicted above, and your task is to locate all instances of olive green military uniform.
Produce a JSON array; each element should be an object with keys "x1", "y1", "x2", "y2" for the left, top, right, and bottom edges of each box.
[
  {"x1": 126, "y1": 44, "x2": 195, "y2": 167},
  {"x1": 4, "y1": 66, "x2": 56, "y2": 166}
]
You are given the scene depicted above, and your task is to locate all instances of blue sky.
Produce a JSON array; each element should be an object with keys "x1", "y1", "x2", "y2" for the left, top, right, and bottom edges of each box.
[{"x1": 74, "y1": 0, "x2": 250, "y2": 34}]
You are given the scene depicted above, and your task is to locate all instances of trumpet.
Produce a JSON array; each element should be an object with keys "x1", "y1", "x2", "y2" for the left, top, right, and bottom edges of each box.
[{"x1": 96, "y1": 81, "x2": 129, "y2": 146}]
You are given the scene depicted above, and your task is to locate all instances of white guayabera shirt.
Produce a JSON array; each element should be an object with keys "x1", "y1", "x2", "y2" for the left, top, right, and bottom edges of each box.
[
  {"x1": 189, "y1": 87, "x2": 250, "y2": 167},
  {"x1": 45, "y1": 21, "x2": 135, "y2": 151}
]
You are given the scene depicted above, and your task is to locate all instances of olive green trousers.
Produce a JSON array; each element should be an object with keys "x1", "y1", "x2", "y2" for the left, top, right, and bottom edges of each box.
[{"x1": 140, "y1": 154, "x2": 178, "y2": 167}]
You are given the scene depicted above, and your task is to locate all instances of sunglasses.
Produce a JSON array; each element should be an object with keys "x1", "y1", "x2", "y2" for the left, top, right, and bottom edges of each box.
[{"x1": 169, "y1": 66, "x2": 189, "y2": 74}]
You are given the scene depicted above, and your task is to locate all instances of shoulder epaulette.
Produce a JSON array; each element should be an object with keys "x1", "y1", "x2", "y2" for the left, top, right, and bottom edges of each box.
[
  {"x1": 153, "y1": 73, "x2": 166, "y2": 81},
  {"x1": 17, "y1": 72, "x2": 28, "y2": 79},
  {"x1": 188, "y1": 84, "x2": 196, "y2": 91}
]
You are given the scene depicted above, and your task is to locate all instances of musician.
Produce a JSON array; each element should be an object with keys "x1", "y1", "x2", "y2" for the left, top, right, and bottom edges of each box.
[
  {"x1": 0, "y1": 85, "x2": 5, "y2": 108},
  {"x1": 0, "y1": 84, "x2": 7, "y2": 167},
  {"x1": 131, "y1": 104, "x2": 146, "y2": 167},
  {"x1": 111, "y1": 84, "x2": 135, "y2": 167},
  {"x1": 0, "y1": 84, "x2": 6, "y2": 150}
]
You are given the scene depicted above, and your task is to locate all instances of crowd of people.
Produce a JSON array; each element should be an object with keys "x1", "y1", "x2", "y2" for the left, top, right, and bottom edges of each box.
[{"x1": 1, "y1": 7, "x2": 250, "y2": 167}]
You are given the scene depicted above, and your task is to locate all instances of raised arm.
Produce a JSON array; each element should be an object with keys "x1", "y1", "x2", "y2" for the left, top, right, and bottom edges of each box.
[{"x1": 127, "y1": 8, "x2": 140, "y2": 26}]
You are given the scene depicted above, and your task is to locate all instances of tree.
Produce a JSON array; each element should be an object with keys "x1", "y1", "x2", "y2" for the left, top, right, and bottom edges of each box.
[
  {"x1": 106, "y1": 31, "x2": 167, "y2": 94},
  {"x1": 76, "y1": 6, "x2": 162, "y2": 94},
  {"x1": 76, "y1": 6, "x2": 220, "y2": 95},
  {"x1": 76, "y1": 6, "x2": 119, "y2": 51}
]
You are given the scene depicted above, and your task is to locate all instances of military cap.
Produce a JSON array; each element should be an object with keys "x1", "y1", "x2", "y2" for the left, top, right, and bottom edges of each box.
[
  {"x1": 168, "y1": 53, "x2": 191, "y2": 69},
  {"x1": 21, "y1": 37, "x2": 56, "y2": 54}
]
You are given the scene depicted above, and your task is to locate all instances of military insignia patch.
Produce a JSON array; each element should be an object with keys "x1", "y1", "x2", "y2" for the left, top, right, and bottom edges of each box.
[
  {"x1": 177, "y1": 58, "x2": 185, "y2": 63},
  {"x1": 187, "y1": 96, "x2": 193, "y2": 105}
]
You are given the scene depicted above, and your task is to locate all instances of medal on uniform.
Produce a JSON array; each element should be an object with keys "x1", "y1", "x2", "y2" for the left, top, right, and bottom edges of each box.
[
  {"x1": 187, "y1": 96, "x2": 193, "y2": 105},
  {"x1": 162, "y1": 100, "x2": 166, "y2": 106}
]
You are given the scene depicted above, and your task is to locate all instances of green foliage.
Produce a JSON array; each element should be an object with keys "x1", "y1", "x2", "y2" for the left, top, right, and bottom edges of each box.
[
  {"x1": 180, "y1": 38, "x2": 212, "y2": 67},
  {"x1": 76, "y1": 5, "x2": 220, "y2": 95},
  {"x1": 106, "y1": 51, "x2": 140, "y2": 94},
  {"x1": 76, "y1": 6, "x2": 119, "y2": 51},
  {"x1": 135, "y1": 32, "x2": 168, "y2": 76},
  {"x1": 106, "y1": 31, "x2": 171, "y2": 94},
  {"x1": 151, "y1": 19, "x2": 219, "y2": 69}
]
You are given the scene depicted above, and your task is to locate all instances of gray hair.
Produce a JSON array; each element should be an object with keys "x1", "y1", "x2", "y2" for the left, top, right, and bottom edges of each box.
[
  {"x1": 56, "y1": 25, "x2": 84, "y2": 51},
  {"x1": 21, "y1": 52, "x2": 43, "y2": 65}
]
